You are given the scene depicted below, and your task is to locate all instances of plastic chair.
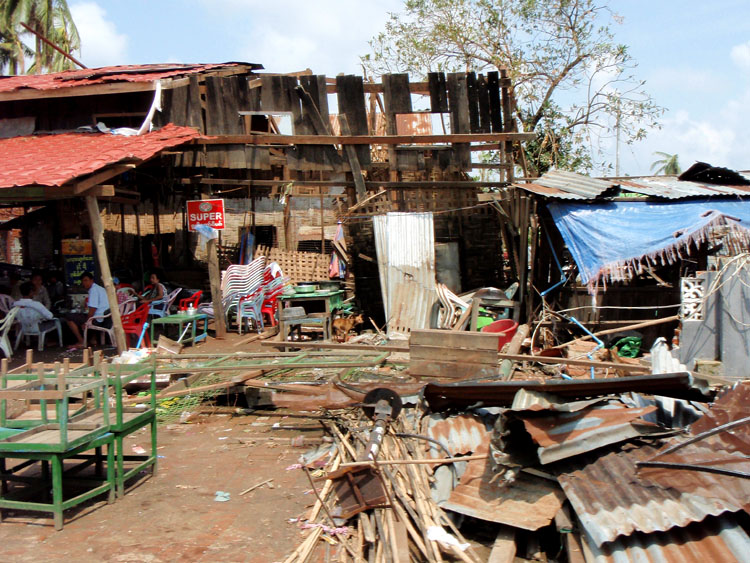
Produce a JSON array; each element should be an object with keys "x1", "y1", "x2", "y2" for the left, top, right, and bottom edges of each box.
[
  {"x1": 122, "y1": 304, "x2": 151, "y2": 348},
  {"x1": 0, "y1": 307, "x2": 18, "y2": 358},
  {"x1": 237, "y1": 288, "x2": 266, "y2": 334},
  {"x1": 260, "y1": 276, "x2": 291, "y2": 327},
  {"x1": 177, "y1": 290, "x2": 202, "y2": 310},
  {"x1": 84, "y1": 312, "x2": 115, "y2": 347},
  {"x1": 13, "y1": 306, "x2": 63, "y2": 352},
  {"x1": 0, "y1": 295, "x2": 14, "y2": 315},
  {"x1": 148, "y1": 287, "x2": 181, "y2": 318}
]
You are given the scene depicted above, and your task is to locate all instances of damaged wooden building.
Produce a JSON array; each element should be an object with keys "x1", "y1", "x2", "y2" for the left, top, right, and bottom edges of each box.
[{"x1": 0, "y1": 61, "x2": 534, "y2": 331}]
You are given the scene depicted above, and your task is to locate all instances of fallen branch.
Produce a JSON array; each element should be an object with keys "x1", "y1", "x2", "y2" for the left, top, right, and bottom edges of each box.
[{"x1": 239, "y1": 478, "x2": 273, "y2": 496}]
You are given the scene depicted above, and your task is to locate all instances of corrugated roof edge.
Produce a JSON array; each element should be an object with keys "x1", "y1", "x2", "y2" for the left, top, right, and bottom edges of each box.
[{"x1": 513, "y1": 169, "x2": 750, "y2": 201}]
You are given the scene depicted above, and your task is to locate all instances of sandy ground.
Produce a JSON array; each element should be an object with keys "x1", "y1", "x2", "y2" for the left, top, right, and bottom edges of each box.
[{"x1": 0, "y1": 332, "x2": 327, "y2": 562}]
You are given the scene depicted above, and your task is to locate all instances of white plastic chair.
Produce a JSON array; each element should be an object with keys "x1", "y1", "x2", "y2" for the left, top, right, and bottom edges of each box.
[
  {"x1": 0, "y1": 307, "x2": 19, "y2": 358},
  {"x1": 13, "y1": 304, "x2": 63, "y2": 352},
  {"x1": 148, "y1": 287, "x2": 181, "y2": 318},
  {"x1": 83, "y1": 312, "x2": 115, "y2": 347},
  {"x1": 0, "y1": 294, "x2": 14, "y2": 315}
]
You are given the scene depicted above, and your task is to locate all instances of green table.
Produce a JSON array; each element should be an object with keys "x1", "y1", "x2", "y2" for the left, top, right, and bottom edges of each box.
[
  {"x1": 150, "y1": 313, "x2": 208, "y2": 346},
  {"x1": 278, "y1": 289, "x2": 345, "y2": 315},
  {"x1": 0, "y1": 432, "x2": 115, "y2": 530}
]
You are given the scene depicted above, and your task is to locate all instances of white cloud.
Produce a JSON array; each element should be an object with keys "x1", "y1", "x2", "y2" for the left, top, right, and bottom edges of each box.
[
  {"x1": 70, "y1": 2, "x2": 128, "y2": 67},
  {"x1": 209, "y1": 0, "x2": 402, "y2": 75},
  {"x1": 730, "y1": 40, "x2": 750, "y2": 70}
]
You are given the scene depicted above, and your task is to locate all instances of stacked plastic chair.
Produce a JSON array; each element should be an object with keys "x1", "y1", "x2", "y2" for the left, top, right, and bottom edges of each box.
[{"x1": 196, "y1": 256, "x2": 267, "y2": 332}]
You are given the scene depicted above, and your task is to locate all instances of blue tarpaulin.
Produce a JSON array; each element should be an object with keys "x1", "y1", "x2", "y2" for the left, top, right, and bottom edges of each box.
[{"x1": 548, "y1": 199, "x2": 750, "y2": 289}]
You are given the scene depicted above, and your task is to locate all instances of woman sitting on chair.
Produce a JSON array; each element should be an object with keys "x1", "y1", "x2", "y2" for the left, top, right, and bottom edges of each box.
[{"x1": 139, "y1": 272, "x2": 166, "y2": 305}]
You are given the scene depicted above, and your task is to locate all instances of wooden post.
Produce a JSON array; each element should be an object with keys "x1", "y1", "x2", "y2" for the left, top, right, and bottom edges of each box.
[
  {"x1": 85, "y1": 195, "x2": 127, "y2": 353},
  {"x1": 134, "y1": 204, "x2": 144, "y2": 284},
  {"x1": 207, "y1": 237, "x2": 226, "y2": 338}
]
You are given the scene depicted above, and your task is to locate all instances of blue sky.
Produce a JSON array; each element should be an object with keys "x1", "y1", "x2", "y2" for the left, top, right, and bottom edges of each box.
[{"x1": 70, "y1": 0, "x2": 750, "y2": 176}]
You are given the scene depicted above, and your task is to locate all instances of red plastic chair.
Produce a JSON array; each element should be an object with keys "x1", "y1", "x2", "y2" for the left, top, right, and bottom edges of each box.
[
  {"x1": 260, "y1": 276, "x2": 290, "y2": 327},
  {"x1": 178, "y1": 290, "x2": 202, "y2": 311},
  {"x1": 122, "y1": 303, "x2": 151, "y2": 348}
]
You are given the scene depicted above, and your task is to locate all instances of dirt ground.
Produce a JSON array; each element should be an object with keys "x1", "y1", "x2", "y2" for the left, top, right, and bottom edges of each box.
[{"x1": 0, "y1": 332, "x2": 328, "y2": 562}]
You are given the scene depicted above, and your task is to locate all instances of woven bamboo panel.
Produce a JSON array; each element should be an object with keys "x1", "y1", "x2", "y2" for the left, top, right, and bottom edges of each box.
[{"x1": 255, "y1": 246, "x2": 330, "y2": 284}]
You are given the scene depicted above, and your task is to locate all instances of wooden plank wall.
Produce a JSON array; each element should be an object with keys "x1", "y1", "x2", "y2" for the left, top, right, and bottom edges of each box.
[{"x1": 158, "y1": 70, "x2": 516, "y2": 177}]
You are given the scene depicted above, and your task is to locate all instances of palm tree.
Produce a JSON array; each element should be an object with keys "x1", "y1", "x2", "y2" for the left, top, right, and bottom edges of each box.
[
  {"x1": 1, "y1": 0, "x2": 80, "y2": 74},
  {"x1": 650, "y1": 152, "x2": 681, "y2": 175}
]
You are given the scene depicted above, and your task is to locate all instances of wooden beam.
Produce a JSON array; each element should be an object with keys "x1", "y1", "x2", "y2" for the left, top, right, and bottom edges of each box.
[
  {"x1": 196, "y1": 132, "x2": 535, "y2": 146},
  {"x1": 338, "y1": 115, "x2": 367, "y2": 202},
  {"x1": 496, "y1": 353, "x2": 650, "y2": 372},
  {"x1": 0, "y1": 80, "x2": 157, "y2": 102},
  {"x1": 0, "y1": 184, "x2": 114, "y2": 203},
  {"x1": 72, "y1": 164, "x2": 136, "y2": 194},
  {"x1": 207, "y1": 238, "x2": 227, "y2": 338},
  {"x1": 85, "y1": 196, "x2": 127, "y2": 353},
  {"x1": 181, "y1": 178, "x2": 511, "y2": 189}
]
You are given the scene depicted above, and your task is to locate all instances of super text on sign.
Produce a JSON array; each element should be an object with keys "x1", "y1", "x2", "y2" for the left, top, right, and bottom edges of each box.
[{"x1": 187, "y1": 199, "x2": 225, "y2": 231}]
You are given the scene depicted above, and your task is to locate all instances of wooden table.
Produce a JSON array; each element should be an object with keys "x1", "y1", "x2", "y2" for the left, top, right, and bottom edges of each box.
[{"x1": 150, "y1": 313, "x2": 208, "y2": 346}]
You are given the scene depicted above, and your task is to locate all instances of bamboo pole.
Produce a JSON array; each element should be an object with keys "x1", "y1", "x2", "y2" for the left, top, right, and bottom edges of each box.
[
  {"x1": 553, "y1": 314, "x2": 680, "y2": 349},
  {"x1": 86, "y1": 195, "x2": 126, "y2": 353}
]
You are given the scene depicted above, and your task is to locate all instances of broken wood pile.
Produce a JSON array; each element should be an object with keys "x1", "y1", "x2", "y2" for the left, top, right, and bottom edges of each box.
[{"x1": 285, "y1": 407, "x2": 483, "y2": 562}]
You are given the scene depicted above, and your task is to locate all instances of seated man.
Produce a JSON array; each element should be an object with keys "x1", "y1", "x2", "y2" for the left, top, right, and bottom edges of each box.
[
  {"x1": 14, "y1": 282, "x2": 60, "y2": 347},
  {"x1": 65, "y1": 272, "x2": 112, "y2": 349}
]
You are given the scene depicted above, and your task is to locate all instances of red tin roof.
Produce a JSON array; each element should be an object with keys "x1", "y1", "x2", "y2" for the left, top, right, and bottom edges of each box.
[
  {"x1": 0, "y1": 124, "x2": 199, "y2": 188},
  {"x1": 0, "y1": 62, "x2": 260, "y2": 94}
]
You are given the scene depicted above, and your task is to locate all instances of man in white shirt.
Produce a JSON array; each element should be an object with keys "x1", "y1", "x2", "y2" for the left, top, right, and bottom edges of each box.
[
  {"x1": 15, "y1": 282, "x2": 61, "y2": 348},
  {"x1": 65, "y1": 271, "x2": 112, "y2": 349}
]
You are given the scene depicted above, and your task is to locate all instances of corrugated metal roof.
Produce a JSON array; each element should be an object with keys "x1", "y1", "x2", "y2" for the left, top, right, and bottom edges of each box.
[
  {"x1": 0, "y1": 63, "x2": 261, "y2": 95},
  {"x1": 621, "y1": 176, "x2": 750, "y2": 199},
  {"x1": 520, "y1": 170, "x2": 617, "y2": 200},
  {"x1": 558, "y1": 442, "x2": 748, "y2": 547},
  {"x1": 0, "y1": 124, "x2": 200, "y2": 188},
  {"x1": 515, "y1": 170, "x2": 750, "y2": 200},
  {"x1": 581, "y1": 514, "x2": 750, "y2": 562}
]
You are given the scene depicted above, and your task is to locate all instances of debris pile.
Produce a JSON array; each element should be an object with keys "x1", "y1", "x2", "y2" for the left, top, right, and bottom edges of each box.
[{"x1": 284, "y1": 376, "x2": 750, "y2": 561}]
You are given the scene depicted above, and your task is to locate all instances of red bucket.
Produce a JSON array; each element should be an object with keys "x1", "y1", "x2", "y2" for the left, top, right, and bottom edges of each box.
[{"x1": 481, "y1": 319, "x2": 519, "y2": 350}]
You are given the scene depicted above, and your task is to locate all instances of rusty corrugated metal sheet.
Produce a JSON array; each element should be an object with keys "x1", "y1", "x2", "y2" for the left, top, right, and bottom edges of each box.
[
  {"x1": 558, "y1": 442, "x2": 748, "y2": 547},
  {"x1": 494, "y1": 389, "x2": 662, "y2": 464},
  {"x1": 442, "y1": 445, "x2": 566, "y2": 530},
  {"x1": 0, "y1": 63, "x2": 261, "y2": 95},
  {"x1": 0, "y1": 124, "x2": 200, "y2": 189},
  {"x1": 635, "y1": 382, "x2": 750, "y2": 515},
  {"x1": 518, "y1": 403, "x2": 659, "y2": 464},
  {"x1": 423, "y1": 413, "x2": 491, "y2": 459},
  {"x1": 581, "y1": 514, "x2": 750, "y2": 562}
]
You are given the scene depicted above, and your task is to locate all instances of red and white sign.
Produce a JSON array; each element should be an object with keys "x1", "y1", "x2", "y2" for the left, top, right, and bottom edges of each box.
[{"x1": 187, "y1": 199, "x2": 225, "y2": 231}]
